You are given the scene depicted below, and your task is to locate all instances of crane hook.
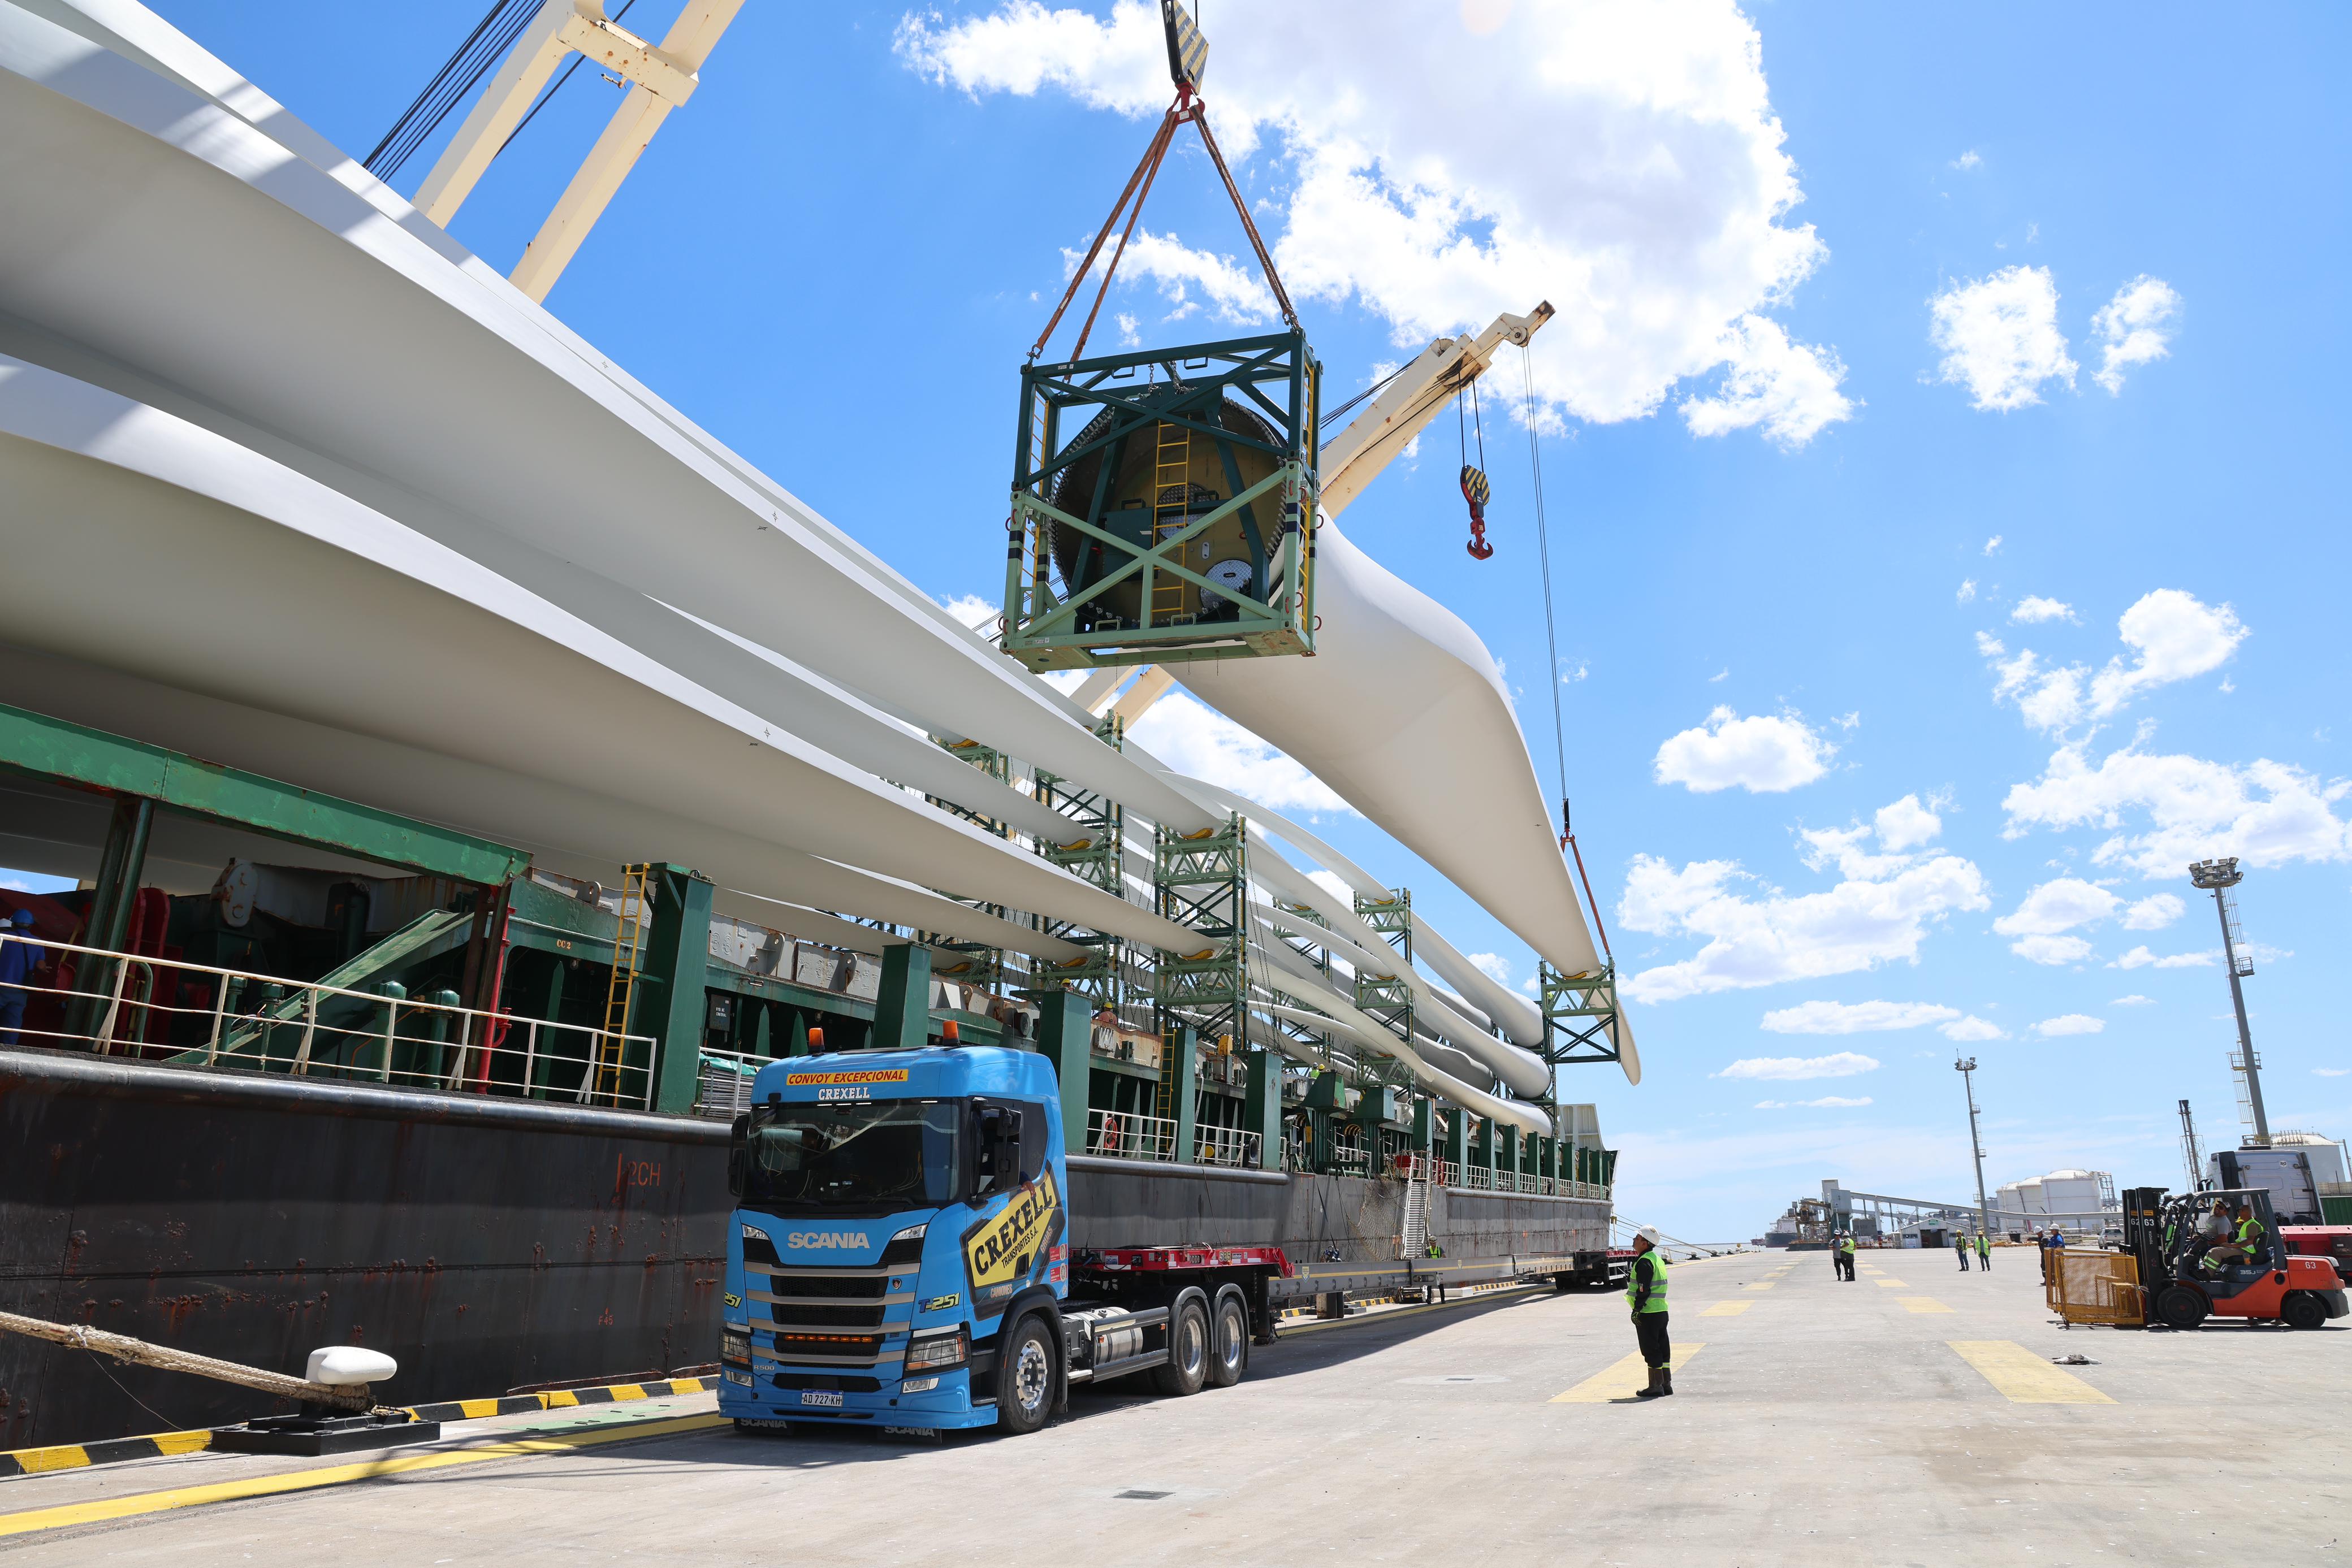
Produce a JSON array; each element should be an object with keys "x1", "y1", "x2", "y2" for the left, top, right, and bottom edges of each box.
[{"x1": 1460, "y1": 464, "x2": 1494, "y2": 561}]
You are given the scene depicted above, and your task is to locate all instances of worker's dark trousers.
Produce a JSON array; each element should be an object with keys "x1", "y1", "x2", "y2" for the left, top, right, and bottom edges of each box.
[{"x1": 1633, "y1": 1310, "x2": 1670, "y2": 1370}]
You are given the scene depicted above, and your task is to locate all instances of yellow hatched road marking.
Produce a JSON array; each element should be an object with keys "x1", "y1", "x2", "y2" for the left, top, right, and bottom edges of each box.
[
  {"x1": 1742, "y1": 1281, "x2": 1775, "y2": 1290},
  {"x1": 1874, "y1": 1279, "x2": 1907, "y2": 1288},
  {"x1": 1701, "y1": 1300, "x2": 1752, "y2": 1317},
  {"x1": 1550, "y1": 1344, "x2": 1705, "y2": 1403},
  {"x1": 1898, "y1": 1297, "x2": 1954, "y2": 1314},
  {"x1": 0, "y1": 1413, "x2": 725, "y2": 1539},
  {"x1": 1948, "y1": 1340, "x2": 2115, "y2": 1404}
]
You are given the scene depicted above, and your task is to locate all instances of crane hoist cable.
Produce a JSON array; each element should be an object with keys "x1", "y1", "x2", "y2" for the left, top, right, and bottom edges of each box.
[
  {"x1": 1518, "y1": 341, "x2": 1610, "y2": 961},
  {"x1": 1026, "y1": 2, "x2": 1298, "y2": 365}
]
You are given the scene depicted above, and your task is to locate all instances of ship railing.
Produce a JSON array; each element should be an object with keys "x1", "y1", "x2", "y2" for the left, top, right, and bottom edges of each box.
[
  {"x1": 0, "y1": 933, "x2": 657, "y2": 1109},
  {"x1": 1087, "y1": 1107, "x2": 1179, "y2": 1162},
  {"x1": 1326, "y1": 1143, "x2": 1374, "y2": 1177},
  {"x1": 1190, "y1": 1125, "x2": 1263, "y2": 1169}
]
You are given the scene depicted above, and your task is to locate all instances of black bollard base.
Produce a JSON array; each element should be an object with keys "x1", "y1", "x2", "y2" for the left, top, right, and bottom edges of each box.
[{"x1": 212, "y1": 1409, "x2": 440, "y2": 1457}]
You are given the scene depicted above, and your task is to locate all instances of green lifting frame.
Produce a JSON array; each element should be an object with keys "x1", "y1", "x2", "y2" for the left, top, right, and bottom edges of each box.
[
  {"x1": 1351, "y1": 889, "x2": 1416, "y2": 1093},
  {"x1": 1004, "y1": 331, "x2": 1321, "y2": 672},
  {"x1": 1538, "y1": 960, "x2": 1625, "y2": 1075},
  {"x1": 926, "y1": 738, "x2": 1020, "y2": 995},
  {"x1": 1024, "y1": 714, "x2": 1127, "y2": 1009}
]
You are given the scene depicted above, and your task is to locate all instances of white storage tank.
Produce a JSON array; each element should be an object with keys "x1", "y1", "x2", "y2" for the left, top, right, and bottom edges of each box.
[{"x1": 2037, "y1": 1168, "x2": 2106, "y2": 1215}]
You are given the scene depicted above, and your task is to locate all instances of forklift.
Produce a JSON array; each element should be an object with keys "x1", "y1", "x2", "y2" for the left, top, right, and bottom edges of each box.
[{"x1": 2111, "y1": 1186, "x2": 2349, "y2": 1331}]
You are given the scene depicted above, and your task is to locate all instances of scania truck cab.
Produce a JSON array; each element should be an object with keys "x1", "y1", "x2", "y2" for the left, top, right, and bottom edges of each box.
[{"x1": 717, "y1": 1043, "x2": 1285, "y2": 1435}]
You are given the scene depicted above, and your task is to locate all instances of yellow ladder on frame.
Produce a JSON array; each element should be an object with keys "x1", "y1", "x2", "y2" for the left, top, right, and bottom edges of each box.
[
  {"x1": 1149, "y1": 416, "x2": 1191, "y2": 624},
  {"x1": 593, "y1": 864, "x2": 650, "y2": 1103}
]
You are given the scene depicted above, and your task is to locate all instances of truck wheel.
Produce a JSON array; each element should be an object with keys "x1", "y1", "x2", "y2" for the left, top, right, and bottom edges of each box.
[
  {"x1": 2282, "y1": 1291, "x2": 2328, "y2": 1331},
  {"x1": 1207, "y1": 1292, "x2": 1248, "y2": 1388},
  {"x1": 1151, "y1": 1298, "x2": 1210, "y2": 1397},
  {"x1": 996, "y1": 1315, "x2": 1057, "y2": 1435},
  {"x1": 2155, "y1": 1284, "x2": 2209, "y2": 1331}
]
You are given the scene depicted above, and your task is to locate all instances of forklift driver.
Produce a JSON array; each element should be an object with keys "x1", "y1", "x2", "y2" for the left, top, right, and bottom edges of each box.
[{"x1": 2200, "y1": 1202, "x2": 2264, "y2": 1275}]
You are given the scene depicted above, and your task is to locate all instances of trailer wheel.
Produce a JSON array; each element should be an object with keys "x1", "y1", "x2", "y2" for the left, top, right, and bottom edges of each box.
[
  {"x1": 2154, "y1": 1284, "x2": 2209, "y2": 1331},
  {"x1": 1207, "y1": 1290, "x2": 1248, "y2": 1388},
  {"x1": 2282, "y1": 1291, "x2": 2328, "y2": 1331},
  {"x1": 1151, "y1": 1297, "x2": 1210, "y2": 1397},
  {"x1": 996, "y1": 1314, "x2": 1057, "y2": 1435}
]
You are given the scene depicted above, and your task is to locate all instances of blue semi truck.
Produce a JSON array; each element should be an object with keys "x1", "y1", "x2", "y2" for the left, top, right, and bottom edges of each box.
[{"x1": 717, "y1": 1043, "x2": 1288, "y2": 1435}]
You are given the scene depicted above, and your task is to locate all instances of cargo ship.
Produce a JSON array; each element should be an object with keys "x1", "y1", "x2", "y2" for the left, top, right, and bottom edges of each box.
[{"x1": 0, "y1": 0, "x2": 1631, "y2": 1445}]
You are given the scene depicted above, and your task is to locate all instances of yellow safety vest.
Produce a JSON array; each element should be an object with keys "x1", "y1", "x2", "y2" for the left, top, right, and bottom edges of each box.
[{"x1": 1625, "y1": 1250, "x2": 1669, "y2": 1313}]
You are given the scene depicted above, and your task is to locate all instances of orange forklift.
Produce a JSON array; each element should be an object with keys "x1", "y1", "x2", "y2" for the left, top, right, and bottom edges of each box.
[{"x1": 2120, "y1": 1186, "x2": 2348, "y2": 1331}]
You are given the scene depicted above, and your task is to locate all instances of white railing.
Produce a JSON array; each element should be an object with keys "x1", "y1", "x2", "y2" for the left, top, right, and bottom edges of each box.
[
  {"x1": 1190, "y1": 1124, "x2": 1264, "y2": 1169},
  {"x1": 695, "y1": 1045, "x2": 765, "y2": 1121},
  {"x1": 0, "y1": 933, "x2": 656, "y2": 1109},
  {"x1": 1088, "y1": 1107, "x2": 1178, "y2": 1161}
]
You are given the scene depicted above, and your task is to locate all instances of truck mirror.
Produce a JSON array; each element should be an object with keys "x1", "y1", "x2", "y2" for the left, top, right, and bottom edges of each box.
[{"x1": 727, "y1": 1113, "x2": 750, "y2": 1198}]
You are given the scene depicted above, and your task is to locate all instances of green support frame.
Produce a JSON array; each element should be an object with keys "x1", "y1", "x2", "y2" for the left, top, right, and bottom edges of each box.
[
  {"x1": 1151, "y1": 813, "x2": 1249, "y2": 1051},
  {"x1": 1025, "y1": 715, "x2": 1127, "y2": 1010},
  {"x1": 1004, "y1": 331, "x2": 1321, "y2": 671},
  {"x1": 1537, "y1": 961, "x2": 1625, "y2": 1073}
]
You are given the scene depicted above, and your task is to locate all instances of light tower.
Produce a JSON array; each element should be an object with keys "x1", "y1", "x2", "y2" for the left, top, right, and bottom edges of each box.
[
  {"x1": 2189, "y1": 857, "x2": 2268, "y2": 1148},
  {"x1": 1955, "y1": 1056, "x2": 1992, "y2": 1240},
  {"x1": 2177, "y1": 1098, "x2": 2206, "y2": 1192}
]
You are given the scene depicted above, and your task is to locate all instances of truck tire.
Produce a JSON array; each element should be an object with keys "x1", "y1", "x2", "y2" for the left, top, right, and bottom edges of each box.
[
  {"x1": 1151, "y1": 1297, "x2": 1210, "y2": 1397},
  {"x1": 2155, "y1": 1284, "x2": 2209, "y2": 1331},
  {"x1": 2282, "y1": 1290, "x2": 2328, "y2": 1331},
  {"x1": 995, "y1": 1314, "x2": 1057, "y2": 1435},
  {"x1": 1207, "y1": 1290, "x2": 1248, "y2": 1388}
]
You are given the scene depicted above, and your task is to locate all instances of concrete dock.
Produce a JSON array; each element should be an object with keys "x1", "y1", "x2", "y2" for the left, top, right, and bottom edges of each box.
[{"x1": 4, "y1": 1246, "x2": 2345, "y2": 1563}]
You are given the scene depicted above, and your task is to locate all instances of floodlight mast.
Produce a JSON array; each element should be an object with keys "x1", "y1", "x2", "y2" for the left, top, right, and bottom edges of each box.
[
  {"x1": 2189, "y1": 856, "x2": 2268, "y2": 1146},
  {"x1": 1955, "y1": 1056, "x2": 1991, "y2": 1240}
]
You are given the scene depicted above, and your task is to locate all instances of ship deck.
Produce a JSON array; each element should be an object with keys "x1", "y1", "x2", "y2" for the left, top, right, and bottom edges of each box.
[{"x1": 5, "y1": 1246, "x2": 2345, "y2": 1562}]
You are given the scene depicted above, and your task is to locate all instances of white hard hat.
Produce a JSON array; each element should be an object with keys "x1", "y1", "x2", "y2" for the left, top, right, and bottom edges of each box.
[{"x1": 1636, "y1": 1227, "x2": 1660, "y2": 1246}]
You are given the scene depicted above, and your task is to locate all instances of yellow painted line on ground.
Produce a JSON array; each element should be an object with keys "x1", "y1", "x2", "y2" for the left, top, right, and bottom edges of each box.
[
  {"x1": 1897, "y1": 1297, "x2": 1954, "y2": 1314},
  {"x1": 0, "y1": 1413, "x2": 725, "y2": 1539},
  {"x1": 1700, "y1": 1300, "x2": 1753, "y2": 1317},
  {"x1": 1741, "y1": 1281, "x2": 1775, "y2": 1290},
  {"x1": 1948, "y1": 1341, "x2": 2114, "y2": 1405},
  {"x1": 1874, "y1": 1279, "x2": 1907, "y2": 1288},
  {"x1": 1550, "y1": 1344, "x2": 1706, "y2": 1403}
]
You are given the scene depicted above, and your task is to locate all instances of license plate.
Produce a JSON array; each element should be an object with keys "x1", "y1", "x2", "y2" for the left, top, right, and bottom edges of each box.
[{"x1": 799, "y1": 1390, "x2": 844, "y2": 1408}]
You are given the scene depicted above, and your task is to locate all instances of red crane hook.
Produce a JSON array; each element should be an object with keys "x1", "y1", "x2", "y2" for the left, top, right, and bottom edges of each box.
[{"x1": 1460, "y1": 464, "x2": 1494, "y2": 560}]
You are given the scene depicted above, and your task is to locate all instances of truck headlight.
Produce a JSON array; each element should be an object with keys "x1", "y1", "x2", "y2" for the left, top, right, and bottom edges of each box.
[
  {"x1": 722, "y1": 1329, "x2": 751, "y2": 1366},
  {"x1": 905, "y1": 1327, "x2": 966, "y2": 1372}
]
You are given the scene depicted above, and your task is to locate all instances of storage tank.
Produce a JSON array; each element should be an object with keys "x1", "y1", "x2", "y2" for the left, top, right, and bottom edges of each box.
[{"x1": 2037, "y1": 1168, "x2": 2105, "y2": 1215}]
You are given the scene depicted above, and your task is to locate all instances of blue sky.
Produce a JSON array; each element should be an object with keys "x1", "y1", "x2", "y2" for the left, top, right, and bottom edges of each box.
[{"x1": 20, "y1": 0, "x2": 2344, "y2": 1240}]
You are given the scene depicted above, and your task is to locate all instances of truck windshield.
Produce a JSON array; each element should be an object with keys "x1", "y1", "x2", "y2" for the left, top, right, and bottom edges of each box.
[{"x1": 742, "y1": 1099, "x2": 959, "y2": 1210}]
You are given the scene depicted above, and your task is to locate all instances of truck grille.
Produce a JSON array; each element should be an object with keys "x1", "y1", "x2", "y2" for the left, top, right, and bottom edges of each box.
[{"x1": 744, "y1": 1263, "x2": 907, "y2": 1366}]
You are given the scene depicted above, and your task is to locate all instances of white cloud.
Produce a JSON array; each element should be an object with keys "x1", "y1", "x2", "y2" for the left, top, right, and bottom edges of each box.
[
  {"x1": 1679, "y1": 314, "x2": 1857, "y2": 448},
  {"x1": 1874, "y1": 794, "x2": 1943, "y2": 852},
  {"x1": 2010, "y1": 934, "x2": 2094, "y2": 966},
  {"x1": 1940, "y1": 1015, "x2": 2007, "y2": 1041},
  {"x1": 2034, "y1": 1014, "x2": 2105, "y2": 1037},
  {"x1": 2089, "y1": 590, "x2": 2246, "y2": 714},
  {"x1": 1467, "y1": 951, "x2": 1515, "y2": 987},
  {"x1": 1803, "y1": 1096, "x2": 1873, "y2": 1108},
  {"x1": 1753, "y1": 1100, "x2": 1788, "y2": 1109},
  {"x1": 2012, "y1": 596, "x2": 2076, "y2": 624},
  {"x1": 1115, "y1": 310, "x2": 1140, "y2": 347},
  {"x1": 1653, "y1": 707, "x2": 1834, "y2": 794},
  {"x1": 1929, "y1": 266, "x2": 2076, "y2": 412},
  {"x1": 1952, "y1": 150, "x2": 1981, "y2": 171},
  {"x1": 1710, "y1": 668, "x2": 1729, "y2": 683},
  {"x1": 1306, "y1": 869, "x2": 1355, "y2": 905},
  {"x1": 1718, "y1": 1052, "x2": 1880, "y2": 1081},
  {"x1": 2121, "y1": 893, "x2": 2185, "y2": 930},
  {"x1": 1983, "y1": 590, "x2": 2248, "y2": 738},
  {"x1": 1957, "y1": 579, "x2": 1977, "y2": 604},
  {"x1": 898, "y1": 0, "x2": 1845, "y2": 445},
  {"x1": 939, "y1": 592, "x2": 998, "y2": 632},
  {"x1": 1126, "y1": 691, "x2": 1351, "y2": 815},
  {"x1": 1983, "y1": 535, "x2": 2003, "y2": 556},
  {"x1": 2112, "y1": 994, "x2": 2154, "y2": 1006},
  {"x1": 2316, "y1": 1068, "x2": 2349, "y2": 1078},
  {"x1": 1994, "y1": 877, "x2": 2121, "y2": 937},
  {"x1": 2113, "y1": 946, "x2": 2217, "y2": 970},
  {"x1": 1077, "y1": 229, "x2": 1279, "y2": 326},
  {"x1": 1620, "y1": 813, "x2": 1989, "y2": 1003},
  {"x1": 2003, "y1": 742, "x2": 2351, "y2": 877},
  {"x1": 2090, "y1": 275, "x2": 2181, "y2": 395},
  {"x1": 1761, "y1": 1000, "x2": 1960, "y2": 1035}
]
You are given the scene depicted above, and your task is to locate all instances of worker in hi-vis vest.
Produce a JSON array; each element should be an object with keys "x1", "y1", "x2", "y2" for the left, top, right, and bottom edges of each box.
[
  {"x1": 1838, "y1": 1232, "x2": 1858, "y2": 1281},
  {"x1": 1627, "y1": 1228, "x2": 1672, "y2": 1399}
]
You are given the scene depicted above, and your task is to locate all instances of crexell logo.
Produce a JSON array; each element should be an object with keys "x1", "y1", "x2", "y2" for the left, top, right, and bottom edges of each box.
[{"x1": 788, "y1": 1231, "x2": 871, "y2": 1250}]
